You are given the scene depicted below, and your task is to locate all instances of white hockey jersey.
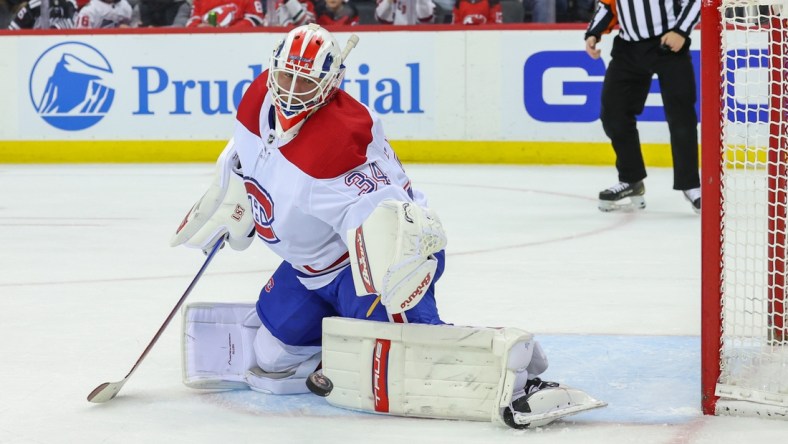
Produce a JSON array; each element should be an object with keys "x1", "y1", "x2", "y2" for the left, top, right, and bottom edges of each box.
[
  {"x1": 232, "y1": 71, "x2": 427, "y2": 289},
  {"x1": 75, "y1": 0, "x2": 132, "y2": 28}
]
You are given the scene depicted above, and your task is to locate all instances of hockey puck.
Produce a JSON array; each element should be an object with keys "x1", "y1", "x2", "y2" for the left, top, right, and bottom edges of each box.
[{"x1": 306, "y1": 371, "x2": 333, "y2": 397}]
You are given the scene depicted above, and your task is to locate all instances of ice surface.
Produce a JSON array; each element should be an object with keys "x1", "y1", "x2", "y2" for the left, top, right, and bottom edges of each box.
[{"x1": 2, "y1": 164, "x2": 787, "y2": 443}]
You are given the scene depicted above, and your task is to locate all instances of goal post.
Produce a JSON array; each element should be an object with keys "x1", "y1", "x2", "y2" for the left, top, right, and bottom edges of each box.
[{"x1": 701, "y1": 0, "x2": 788, "y2": 417}]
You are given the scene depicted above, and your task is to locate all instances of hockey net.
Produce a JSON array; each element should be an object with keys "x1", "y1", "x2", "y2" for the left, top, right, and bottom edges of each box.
[{"x1": 701, "y1": 0, "x2": 788, "y2": 417}]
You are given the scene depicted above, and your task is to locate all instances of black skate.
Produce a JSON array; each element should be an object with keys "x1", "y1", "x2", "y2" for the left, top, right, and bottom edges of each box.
[
  {"x1": 502, "y1": 378, "x2": 559, "y2": 429},
  {"x1": 682, "y1": 188, "x2": 701, "y2": 214},
  {"x1": 501, "y1": 378, "x2": 606, "y2": 429},
  {"x1": 598, "y1": 181, "x2": 646, "y2": 212},
  {"x1": 523, "y1": 377, "x2": 559, "y2": 395}
]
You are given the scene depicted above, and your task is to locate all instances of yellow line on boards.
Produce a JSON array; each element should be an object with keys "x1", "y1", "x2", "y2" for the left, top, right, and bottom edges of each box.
[
  {"x1": 0, "y1": 141, "x2": 226, "y2": 163},
  {"x1": 393, "y1": 141, "x2": 677, "y2": 166},
  {"x1": 0, "y1": 140, "x2": 679, "y2": 166}
]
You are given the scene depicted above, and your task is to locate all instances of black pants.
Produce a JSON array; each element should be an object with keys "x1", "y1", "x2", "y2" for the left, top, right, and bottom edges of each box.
[{"x1": 600, "y1": 36, "x2": 700, "y2": 191}]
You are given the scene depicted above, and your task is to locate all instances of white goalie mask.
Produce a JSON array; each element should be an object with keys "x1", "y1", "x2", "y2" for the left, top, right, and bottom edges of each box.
[{"x1": 267, "y1": 24, "x2": 345, "y2": 134}]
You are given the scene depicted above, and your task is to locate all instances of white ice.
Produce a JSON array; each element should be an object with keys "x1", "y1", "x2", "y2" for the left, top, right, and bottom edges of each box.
[{"x1": 2, "y1": 163, "x2": 787, "y2": 444}]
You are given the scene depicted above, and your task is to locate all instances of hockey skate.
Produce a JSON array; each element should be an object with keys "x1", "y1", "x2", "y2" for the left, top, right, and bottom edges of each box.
[
  {"x1": 682, "y1": 188, "x2": 701, "y2": 214},
  {"x1": 501, "y1": 378, "x2": 607, "y2": 429},
  {"x1": 598, "y1": 181, "x2": 646, "y2": 212}
]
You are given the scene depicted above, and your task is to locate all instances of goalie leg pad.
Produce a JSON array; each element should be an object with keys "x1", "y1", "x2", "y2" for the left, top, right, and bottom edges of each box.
[
  {"x1": 320, "y1": 317, "x2": 534, "y2": 422},
  {"x1": 182, "y1": 302, "x2": 260, "y2": 390},
  {"x1": 182, "y1": 302, "x2": 321, "y2": 394}
]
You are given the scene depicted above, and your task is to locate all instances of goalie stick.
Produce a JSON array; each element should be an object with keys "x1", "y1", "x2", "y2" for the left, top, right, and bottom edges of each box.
[
  {"x1": 340, "y1": 34, "x2": 359, "y2": 63},
  {"x1": 87, "y1": 235, "x2": 227, "y2": 403}
]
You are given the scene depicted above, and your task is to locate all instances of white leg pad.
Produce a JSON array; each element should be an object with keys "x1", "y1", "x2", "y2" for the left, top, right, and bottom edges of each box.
[
  {"x1": 181, "y1": 302, "x2": 260, "y2": 389},
  {"x1": 321, "y1": 317, "x2": 535, "y2": 423}
]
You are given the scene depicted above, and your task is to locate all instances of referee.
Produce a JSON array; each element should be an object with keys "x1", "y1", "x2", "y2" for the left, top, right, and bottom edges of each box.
[{"x1": 585, "y1": 0, "x2": 702, "y2": 214}]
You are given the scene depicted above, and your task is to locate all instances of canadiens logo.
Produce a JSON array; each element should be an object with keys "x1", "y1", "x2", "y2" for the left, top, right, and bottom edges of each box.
[
  {"x1": 243, "y1": 177, "x2": 280, "y2": 244},
  {"x1": 264, "y1": 277, "x2": 275, "y2": 292}
]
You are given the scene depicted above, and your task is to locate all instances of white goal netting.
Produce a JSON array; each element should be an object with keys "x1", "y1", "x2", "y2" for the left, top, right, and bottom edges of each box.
[{"x1": 716, "y1": 0, "x2": 788, "y2": 415}]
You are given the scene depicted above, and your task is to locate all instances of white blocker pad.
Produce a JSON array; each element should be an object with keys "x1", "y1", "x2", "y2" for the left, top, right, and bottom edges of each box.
[
  {"x1": 321, "y1": 317, "x2": 533, "y2": 424},
  {"x1": 181, "y1": 302, "x2": 260, "y2": 390}
]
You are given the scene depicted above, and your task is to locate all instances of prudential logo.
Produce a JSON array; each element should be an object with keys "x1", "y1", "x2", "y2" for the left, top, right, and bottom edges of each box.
[{"x1": 29, "y1": 42, "x2": 115, "y2": 131}]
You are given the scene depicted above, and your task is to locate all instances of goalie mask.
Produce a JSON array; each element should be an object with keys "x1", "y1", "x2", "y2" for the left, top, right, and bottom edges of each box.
[{"x1": 267, "y1": 24, "x2": 345, "y2": 137}]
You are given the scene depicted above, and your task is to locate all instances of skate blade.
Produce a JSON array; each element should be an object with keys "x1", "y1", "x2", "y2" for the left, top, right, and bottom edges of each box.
[
  {"x1": 512, "y1": 399, "x2": 607, "y2": 428},
  {"x1": 683, "y1": 196, "x2": 700, "y2": 215},
  {"x1": 598, "y1": 196, "x2": 646, "y2": 213}
]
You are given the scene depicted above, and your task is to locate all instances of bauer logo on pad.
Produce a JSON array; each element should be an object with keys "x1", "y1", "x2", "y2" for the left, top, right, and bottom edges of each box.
[{"x1": 29, "y1": 42, "x2": 115, "y2": 131}]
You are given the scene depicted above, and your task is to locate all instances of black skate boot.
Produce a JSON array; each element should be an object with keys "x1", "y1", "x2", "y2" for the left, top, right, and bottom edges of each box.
[
  {"x1": 682, "y1": 188, "x2": 701, "y2": 214},
  {"x1": 499, "y1": 378, "x2": 606, "y2": 429},
  {"x1": 598, "y1": 180, "x2": 646, "y2": 212},
  {"x1": 501, "y1": 378, "x2": 560, "y2": 429}
]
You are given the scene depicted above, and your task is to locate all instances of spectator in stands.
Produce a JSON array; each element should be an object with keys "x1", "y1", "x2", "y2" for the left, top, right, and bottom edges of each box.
[
  {"x1": 1, "y1": 0, "x2": 14, "y2": 28},
  {"x1": 7, "y1": 0, "x2": 77, "y2": 29},
  {"x1": 315, "y1": 0, "x2": 357, "y2": 25},
  {"x1": 375, "y1": 0, "x2": 434, "y2": 24},
  {"x1": 523, "y1": 0, "x2": 555, "y2": 22},
  {"x1": 133, "y1": 0, "x2": 190, "y2": 26},
  {"x1": 431, "y1": 0, "x2": 452, "y2": 21},
  {"x1": 76, "y1": 0, "x2": 133, "y2": 27},
  {"x1": 185, "y1": 0, "x2": 264, "y2": 26},
  {"x1": 452, "y1": 0, "x2": 500, "y2": 24},
  {"x1": 557, "y1": 0, "x2": 592, "y2": 22},
  {"x1": 271, "y1": 0, "x2": 314, "y2": 25}
]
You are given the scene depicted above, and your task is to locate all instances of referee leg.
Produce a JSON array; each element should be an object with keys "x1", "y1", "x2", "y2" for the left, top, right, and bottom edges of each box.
[
  {"x1": 600, "y1": 39, "x2": 652, "y2": 184},
  {"x1": 656, "y1": 49, "x2": 701, "y2": 191}
]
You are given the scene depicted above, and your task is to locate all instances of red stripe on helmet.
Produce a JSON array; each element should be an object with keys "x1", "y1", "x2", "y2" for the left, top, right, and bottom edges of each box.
[
  {"x1": 287, "y1": 29, "x2": 307, "y2": 63},
  {"x1": 287, "y1": 29, "x2": 323, "y2": 72},
  {"x1": 300, "y1": 33, "x2": 323, "y2": 69}
]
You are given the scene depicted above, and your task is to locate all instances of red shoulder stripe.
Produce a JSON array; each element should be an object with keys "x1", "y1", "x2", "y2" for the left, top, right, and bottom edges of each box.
[
  {"x1": 236, "y1": 70, "x2": 269, "y2": 137},
  {"x1": 280, "y1": 91, "x2": 373, "y2": 179}
]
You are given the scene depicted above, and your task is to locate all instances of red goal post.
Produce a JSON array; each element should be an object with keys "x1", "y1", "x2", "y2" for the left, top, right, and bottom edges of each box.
[{"x1": 701, "y1": 0, "x2": 788, "y2": 417}]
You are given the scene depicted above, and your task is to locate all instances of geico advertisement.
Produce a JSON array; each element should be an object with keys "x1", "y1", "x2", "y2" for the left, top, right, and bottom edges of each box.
[
  {"x1": 495, "y1": 29, "x2": 702, "y2": 143},
  {"x1": 6, "y1": 29, "x2": 765, "y2": 143}
]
